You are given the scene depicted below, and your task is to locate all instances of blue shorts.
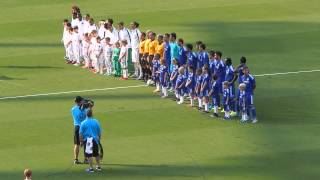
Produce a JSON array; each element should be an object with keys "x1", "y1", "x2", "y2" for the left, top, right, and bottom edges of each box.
[
  {"x1": 177, "y1": 88, "x2": 185, "y2": 96},
  {"x1": 224, "y1": 104, "x2": 230, "y2": 111},
  {"x1": 248, "y1": 94, "x2": 254, "y2": 106},
  {"x1": 200, "y1": 89, "x2": 209, "y2": 98},
  {"x1": 212, "y1": 94, "x2": 219, "y2": 106}
]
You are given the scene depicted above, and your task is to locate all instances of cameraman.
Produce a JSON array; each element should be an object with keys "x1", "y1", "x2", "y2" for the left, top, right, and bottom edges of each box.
[{"x1": 71, "y1": 96, "x2": 86, "y2": 164}]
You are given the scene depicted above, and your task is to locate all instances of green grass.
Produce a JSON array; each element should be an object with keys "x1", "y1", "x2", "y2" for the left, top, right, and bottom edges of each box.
[{"x1": 1, "y1": 0, "x2": 320, "y2": 179}]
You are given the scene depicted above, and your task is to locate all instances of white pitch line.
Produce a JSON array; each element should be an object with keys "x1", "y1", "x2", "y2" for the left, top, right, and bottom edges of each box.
[
  {"x1": 0, "y1": 84, "x2": 147, "y2": 100},
  {"x1": 254, "y1": 69, "x2": 320, "y2": 77},
  {"x1": 0, "y1": 69, "x2": 320, "y2": 100}
]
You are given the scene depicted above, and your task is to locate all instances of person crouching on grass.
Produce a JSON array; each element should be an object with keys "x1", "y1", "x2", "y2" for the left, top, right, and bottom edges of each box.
[
  {"x1": 79, "y1": 109, "x2": 102, "y2": 173},
  {"x1": 119, "y1": 40, "x2": 129, "y2": 80}
]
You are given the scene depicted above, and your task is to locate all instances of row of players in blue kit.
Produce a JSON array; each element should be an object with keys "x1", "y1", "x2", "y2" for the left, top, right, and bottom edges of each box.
[{"x1": 151, "y1": 44, "x2": 257, "y2": 123}]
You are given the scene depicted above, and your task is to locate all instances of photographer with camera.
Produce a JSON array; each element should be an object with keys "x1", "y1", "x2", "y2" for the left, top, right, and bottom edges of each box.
[{"x1": 71, "y1": 96, "x2": 87, "y2": 164}]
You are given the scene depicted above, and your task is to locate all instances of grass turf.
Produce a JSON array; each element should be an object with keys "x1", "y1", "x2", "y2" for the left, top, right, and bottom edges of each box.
[{"x1": 1, "y1": 0, "x2": 320, "y2": 179}]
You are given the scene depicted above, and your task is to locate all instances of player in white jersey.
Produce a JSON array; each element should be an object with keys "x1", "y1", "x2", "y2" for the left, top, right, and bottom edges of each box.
[
  {"x1": 82, "y1": 14, "x2": 91, "y2": 34},
  {"x1": 72, "y1": 26, "x2": 82, "y2": 66},
  {"x1": 88, "y1": 30, "x2": 98, "y2": 69},
  {"x1": 92, "y1": 37, "x2": 104, "y2": 74},
  {"x1": 65, "y1": 27, "x2": 74, "y2": 64},
  {"x1": 130, "y1": 21, "x2": 141, "y2": 78},
  {"x1": 119, "y1": 40, "x2": 129, "y2": 80},
  {"x1": 103, "y1": 37, "x2": 113, "y2": 76},
  {"x1": 61, "y1": 19, "x2": 71, "y2": 60},
  {"x1": 98, "y1": 20, "x2": 106, "y2": 39},
  {"x1": 88, "y1": 18, "x2": 97, "y2": 34},
  {"x1": 81, "y1": 33, "x2": 91, "y2": 68}
]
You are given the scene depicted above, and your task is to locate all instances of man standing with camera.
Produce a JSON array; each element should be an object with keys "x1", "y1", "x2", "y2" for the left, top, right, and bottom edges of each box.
[
  {"x1": 71, "y1": 96, "x2": 86, "y2": 164},
  {"x1": 80, "y1": 109, "x2": 102, "y2": 173}
]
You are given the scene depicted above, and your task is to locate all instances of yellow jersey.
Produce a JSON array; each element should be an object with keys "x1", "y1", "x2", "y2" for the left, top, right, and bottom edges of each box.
[
  {"x1": 148, "y1": 40, "x2": 157, "y2": 55},
  {"x1": 155, "y1": 41, "x2": 164, "y2": 59},
  {"x1": 139, "y1": 40, "x2": 146, "y2": 54},
  {"x1": 144, "y1": 39, "x2": 151, "y2": 55}
]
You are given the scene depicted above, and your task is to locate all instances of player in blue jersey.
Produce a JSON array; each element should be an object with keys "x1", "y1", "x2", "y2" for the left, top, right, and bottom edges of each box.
[
  {"x1": 241, "y1": 66, "x2": 257, "y2": 123},
  {"x1": 222, "y1": 81, "x2": 231, "y2": 120},
  {"x1": 238, "y1": 83, "x2": 249, "y2": 122},
  {"x1": 170, "y1": 59, "x2": 179, "y2": 94},
  {"x1": 200, "y1": 66, "x2": 210, "y2": 113},
  {"x1": 208, "y1": 50, "x2": 216, "y2": 77},
  {"x1": 158, "y1": 59, "x2": 169, "y2": 98},
  {"x1": 164, "y1": 33, "x2": 171, "y2": 73},
  {"x1": 185, "y1": 66, "x2": 195, "y2": 107},
  {"x1": 235, "y1": 56, "x2": 247, "y2": 116},
  {"x1": 175, "y1": 66, "x2": 186, "y2": 104},
  {"x1": 177, "y1": 38, "x2": 187, "y2": 66},
  {"x1": 186, "y1": 44, "x2": 198, "y2": 71},
  {"x1": 195, "y1": 68, "x2": 203, "y2": 110},
  {"x1": 214, "y1": 51, "x2": 226, "y2": 94},
  {"x1": 71, "y1": 96, "x2": 87, "y2": 164},
  {"x1": 152, "y1": 54, "x2": 161, "y2": 93},
  {"x1": 197, "y1": 43, "x2": 209, "y2": 69},
  {"x1": 209, "y1": 75, "x2": 219, "y2": 118},
  {"x1": 225, "y1": 58, "x2": 237, "y2": 115}
]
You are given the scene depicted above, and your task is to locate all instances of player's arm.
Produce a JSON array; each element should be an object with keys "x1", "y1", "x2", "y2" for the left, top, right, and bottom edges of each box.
[{"x1": 230, "y1": 72, "x2": 238, "y2": 84}]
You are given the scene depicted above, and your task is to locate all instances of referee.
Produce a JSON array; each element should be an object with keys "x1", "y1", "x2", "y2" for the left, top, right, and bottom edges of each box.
[{"x1": 71, "y1": 96, "x2": 86, "y2": 164}]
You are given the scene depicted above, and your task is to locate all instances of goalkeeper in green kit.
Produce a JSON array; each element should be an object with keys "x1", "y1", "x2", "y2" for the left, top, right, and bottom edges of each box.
[{"x1": 112, "y1": 41, "x2": 121, "y2": 77}]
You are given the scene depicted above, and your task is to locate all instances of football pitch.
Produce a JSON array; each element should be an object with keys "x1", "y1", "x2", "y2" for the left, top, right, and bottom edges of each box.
[{"x1": 1, "y1": 0, "x2": 320, "y2": 179}]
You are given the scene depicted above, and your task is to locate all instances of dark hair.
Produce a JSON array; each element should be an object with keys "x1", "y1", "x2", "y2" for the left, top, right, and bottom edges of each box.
[
  {"x1": 178, "y1": 38, "x2": 184, "y2": 44},
  {"x1": 87, "y1": 109, "x2": 93, "y2": 117},
  {"x1": 105, "y1": 37, "x2": 111, "y2": 41},
  {"x1": 73, "y1": 26, "x2": 78, "y2": 29},
  {"x1": 164, "y1": 33, "x2": 170, "y2": 38},
  {"x1": 199, "y1": 43, "x2": 206, "y2": 50},
  {"x1": 118, "y1": 21, "x2": 124, "y2": 26},
  {"x1": 188, "y1": 66, "x2": 194, "y2": 71},
  {"x1": 196, "y1": 68, "x2": 202, "y2": 75},
  {"x1": 215, "y1": 51, "x2": 222, "y2": 57},
  {"x1": 85, "y1": 14, "x2": 90, "y2": 17},
  {"x1": 196, "y1": 41, "x2": 203, "y2": 45},
  {"x1": 186, "y1": 43, "x2": 193, "y2": 50},
  {"x1": 212, "y1": 74, "x2": 218, "y2": 80},
  {"x1": 170, "y1": 32, "x2": 177, "y2": 39},
  {"x1": 225, "y1": 58, "x2": 232, "y2": 66},
  {"x1": 107, "y1": 18, "x2": 113, "y2": 25},
  {"x1": 63, "y1": 19, "x2": 69, "y2": 23},
  {"x1": 240, "y1": 56, "x2": 247, "y2": 64},
  {"x1": 75, "y1": 96, "x2": 82, "y2": 103},
  {"x1": 209, "y1": 50, "x2": 215, "y2": 56},
  {"x1": 66, "y1": 23, "x2": 72, "y2": 27},
  {"x1": 141, "y1": 32, "x2": 146, "y2": 37},
  {"x1": 133, "y1": 21, "x2": 139, "y2": 28}
]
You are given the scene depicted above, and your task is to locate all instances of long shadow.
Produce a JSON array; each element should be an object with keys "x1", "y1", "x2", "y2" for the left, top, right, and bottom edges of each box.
[
  {"x1": 0, "y1": 75, "x2": 27, "y2": 81},
  {"x1": 0, "y1": 43, "x2": 61, "y2": 48},
  {"x1": 0, "y1": 65, "x2": 63, "y2": 69}
]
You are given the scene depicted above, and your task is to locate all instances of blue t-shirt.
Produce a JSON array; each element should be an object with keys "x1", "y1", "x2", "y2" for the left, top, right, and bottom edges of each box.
[
  {"x1": 239, "y1": 90, "x2": 248, "y2": 110},
  {"x1": 237, "y1": 64, "x2": 246, "y2": 83},
  {"x1": 169, "y1": 42, "x2": 179, "y2": 61},
  {"x1": 71, "y1": 105, "x2": 86, "y2": 126},
  {"x1": 186, "y1": 71, "x2": 195, "y2": 89},
  {"x1": 225, "y1": 65, "x2": 235, "y2": 82},
  {"x1": 197, "y1": 51, "x2": 209, "y2": 69},
  {"x1": 214, "y1": 60, "x2": 226, "y2": 81},
  {"x1": 201, "y1": 73, "x2": 210, "y2": 91},
  {"x1": 79, "y1": 117, "x2": 101, "y2": 143},
  {"x1": 164, "y1": 42, "x2": 171, "y2": 62},
  {"x1": 241, "y1": 74, "x2": 256, "y2": 95},
  {"x1": 159, "y1": 64, "x2": 167, "y2": 84},
  {"x1": 208, "y1": 59, "x2": 216, "y2": 76},
  {"x1": 152, "y1": 60, "x2": 160, "y2": 78},
  {"x1": 178, "y1": 46, "x2": 187, "y2": 66},
  {"x1": 223, "y1": 88, "x2": 230, "y2": 105},
  {"x1": 187, "y1": 51, "x2": 198, "y2": 70},
  {"x1": 210, "y1": 81, "x2": 219, "y2": 97},
  {"x1": 176, "y1": 74, "x2": 186, "y2": 89}
]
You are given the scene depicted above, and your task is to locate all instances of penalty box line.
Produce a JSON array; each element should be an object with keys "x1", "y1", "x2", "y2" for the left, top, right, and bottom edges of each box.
[{"x1": 0, "y1": 69, "x2": 320, "y2": 100}]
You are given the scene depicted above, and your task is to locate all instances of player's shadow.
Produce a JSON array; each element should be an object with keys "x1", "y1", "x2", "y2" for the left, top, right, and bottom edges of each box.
[
  {"x1": 0, "y1": 65, "x2": 63, "y2": 69},
  {"x1": 0, "y1": 75, "x2": 27, "y2": 81},
  {"x1": 0, "y1": 42, "x2": 61, "y2": 48}
]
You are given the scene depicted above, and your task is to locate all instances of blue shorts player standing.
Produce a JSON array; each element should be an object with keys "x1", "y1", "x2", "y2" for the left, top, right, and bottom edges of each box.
[
  {"x1": 241, "y1": 66, "x2": 257, "y2": 123},
  {"x1": 185, "y1": 66, "x2": 195, "y2": 107},
  {"x1": 200, "y1": 66, "x2": 210, "y2": 113}
]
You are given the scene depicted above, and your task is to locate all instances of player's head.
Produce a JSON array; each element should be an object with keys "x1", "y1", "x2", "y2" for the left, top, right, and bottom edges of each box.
[
  {"x1": 121, "y1": 39, "x2": 128, "y2": 46},
  {"x1": 196, "y1": 68, "x2": 202, "y2": 75},
  {"x1": 154, "y1": 54, "x2": 160, "y2": 61},
  {"x1": 202, "y1": 65, "x2": 208, "y2": 73},
  {"x1": 24, "y1": 169, "x2": 32, "y2": 179},
  {"x1": 118, "y1": 21, "x2": 124, "y2": 30},
  {"x1": 196, "y1": 41, "x2": 203, "y2": 50},
  {"x1": 172, "y1": 58, "x2": 178, "y2": 65},
  {"x1": 178, "y1": 66, "x2": 185, "y2": 75},
  {"x1": 140, "y1": 32, "x2": 146, "y2": 41},
  {"x1": 96, "y1": 36, "x2": 101, "y2": 42},
  {"x1": 199, "y1": 43, "x2": 206, "y2": 51},
  {"x1": 160, "y1": 58, "x2": 166, "y2": 65},
  {"x1": 164, "y1": 33, "x2": 170, "y2": 42},
  {"x1": 84, "y1": 33, "x2": 89, "y2": 40},
  {"x1": 157, "y1": 34, "x2": 164, "y2": 43},
  {"x1": 243, "y1": 66, "x2": 250, "y2": 75},
  {"x1": 63, "y1": 19, "x2": 69, "y2": 25},
  {"x1": 130, "y1": 21, "x2": 139, "y2": 29},
  {"x1": 186, "y1": 43, "x2": 193, "y2": 51},
  {"x1": 89, "y1": 18, "x2": 94, "y2": 25},
  {"x1": 240, "y1": 56, "x2": 247, "y2": 64},
  {"x1": 115, "y1": 41, "x2": 120, "y2": 48},
  {"x1": 209, "y1": 50, "x2": 215, "y2": 59},
  {"x1": 99, "y1": 20, "x2": 105, "y2": 27},
  {"x1": 73, "y1": 26, "x2": 78, "y2": 32},
  {"x1": 105, "y1": 37, "x2": 111, "y2": 43},
  {"x1": 188, "y1": 65, "x2": 194, "y2": 72},
  {"x1": 239, "y1": 83, "x2": 246, "y2": 91},
  {"x1": 223, "y1": 81, "x2": 229, "y2": 89},
  {"x1": 66, "y1": 22, "x2": 72, "y2": 28},
  {"x1": 225, "y1": 58, "x2": 232, "y2": 66},
  {"x1": 87, "y1": 109, "x2": 93, "y2": 118},
  {"x1": 106, "y1": 18, "x2": 113, "y2": 25},
  {"x1": 170, "y1": 32, "x2": 177, "y2": 41},
  {"x1": 212, "y1": 74, "x2": 218, "y2": 81},
  {"x1": 91, "y1": 30, "x2": 97, "y2": 36},
  {"x1": 214, "y1": 51, "x2": 222, "y2": 60},
  {"x1": 150, "y1": 32, "x2": 156, "y2": 40},
  {"x1": 178, "y1": 38, "x2": 184, "y2": 46},
  {"x1": 84, "y1": 14, "x2": 90, "y2": 21}
]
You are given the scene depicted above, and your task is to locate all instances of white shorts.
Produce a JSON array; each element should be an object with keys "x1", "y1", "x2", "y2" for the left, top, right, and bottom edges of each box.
[
  {"x1": 120, "y1": 61, "x2": 128, "y2": 69},
  {"x1": 131, "y1": 47, "x2": 139, "y2": 63}
]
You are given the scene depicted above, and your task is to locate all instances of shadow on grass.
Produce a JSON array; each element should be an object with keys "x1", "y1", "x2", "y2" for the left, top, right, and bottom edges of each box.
[
  {"x1": 0, "y1": 43, "x2": 61, "y2": 48},
  {"x1": 0, "y1": 75, "x2": 27, "y2": 81},
  {"x1": 1, "y1": 149, "x2": 319, "y2": 180},
  {"x1": 0, "y1": 65, "x2": 63, "y2": 69}
]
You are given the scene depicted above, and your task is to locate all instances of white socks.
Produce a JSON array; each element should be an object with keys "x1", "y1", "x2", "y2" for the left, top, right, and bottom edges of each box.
[
  {"x1": 214, "y1": 106, "x2": 218, "y2": 113},
  {"x1": 190, "y1": 96, "x2": 194, "y2": 106},
  {"x1": 204, "y1": 103, "x2": 209, "y2": 112},
  {"x1": 122, "y1": 69, "x2": 128, "y2": 78},
  {"x1": 198, "y1": 98, "x2": 202, "y2": 108},
  {"x1": 162, "y1": 87, "x2": 168, "y2": 97}
]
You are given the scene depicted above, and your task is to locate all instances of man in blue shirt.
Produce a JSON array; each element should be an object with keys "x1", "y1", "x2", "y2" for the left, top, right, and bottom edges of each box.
[
  {"x1": 164, "y1": 34, "x2": 171, "y2": 73},
  {"x1": 241, "y1": 66, "x2": 257, "y2": 123},
  {"x1": 80, "y1": 109, "x2": 102, "y2": 172},
  {"x1": 71, "y1": 96, "x2": 86, "y2": 164},
  {"x1": 197, "y1": 43, "x2": 209, "y2": 69},
  {"x1": 186, "y1": 44, "x2": 198, "y2": 71},
  {"x1": 177, "y1": 38, "x2": 187, "y2": 66},
  {"x1": 225, "y1": 58, "x2": 237, "y2": 114}
]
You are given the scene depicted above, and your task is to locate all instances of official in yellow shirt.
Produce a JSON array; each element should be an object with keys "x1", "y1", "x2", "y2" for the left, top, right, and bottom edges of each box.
[{"x1": 155, "y1": 34, "x2": 164, "y2": 60}]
